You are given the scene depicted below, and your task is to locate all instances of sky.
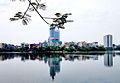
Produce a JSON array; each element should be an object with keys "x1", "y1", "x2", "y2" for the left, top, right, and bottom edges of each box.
[{"x1": 0, "y1": 0, "x2": 120, "y2": 45}]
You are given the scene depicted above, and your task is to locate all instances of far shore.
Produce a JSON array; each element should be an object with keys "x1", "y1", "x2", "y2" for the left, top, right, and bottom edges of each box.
[{"x1": 0, "y1": 51, "x2": 119, "y2": 54}]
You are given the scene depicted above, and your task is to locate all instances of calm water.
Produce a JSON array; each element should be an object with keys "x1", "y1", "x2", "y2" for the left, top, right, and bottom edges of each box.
[{"x1": 0, "y1": 52, "x2": 120, "y2": 83}]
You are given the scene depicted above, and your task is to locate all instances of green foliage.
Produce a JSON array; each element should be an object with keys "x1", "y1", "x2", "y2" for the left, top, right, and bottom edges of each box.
[
  {"x1": 0, "y1": 45, "x2": 106, "y2": 52},
  {"x1": 38, "y1": 47, "x2": 45, "y2": 51},
  {"x1": 45, "y1": 46, "x2": 52, "y2": 51},
  {"x1": 74, "y1": 46, "x2": 106, "y2": 51},
  {"x1": 115, "y1": 46, "x2": 120, "y2": 50},
  {"x1": 64, "y1": 47, "x2": 76, "y2": 52},
  {"x1": 98, "y1": 46, "x2": 106, "y2": 51}
]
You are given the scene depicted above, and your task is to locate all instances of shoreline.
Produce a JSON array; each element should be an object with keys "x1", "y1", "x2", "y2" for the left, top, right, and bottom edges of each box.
[{"x1": 0, "y1": 51, "x2": 118, "y2": 54}]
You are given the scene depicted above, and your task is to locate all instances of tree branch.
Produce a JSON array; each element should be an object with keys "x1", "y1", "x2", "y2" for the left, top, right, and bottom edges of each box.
[
  {"x1": 27, "y1": 0, "x2": 50, "y2": 25},
  {"x1": 22, "y1": 3, "x2": 31, "y2": 18}
]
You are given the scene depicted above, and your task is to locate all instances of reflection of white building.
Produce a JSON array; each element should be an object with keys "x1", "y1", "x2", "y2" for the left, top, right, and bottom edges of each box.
[
  {"x1": 48, "y1": 57, "x2": 61, "y2": 80},
  {"x1": 104, "y1": 52, "x2": 113, "y2": 67}
]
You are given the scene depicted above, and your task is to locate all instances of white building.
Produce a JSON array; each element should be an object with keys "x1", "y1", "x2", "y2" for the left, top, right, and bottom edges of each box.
[
  {"x1": 0, "y1": 43, "x2": 5, "y2": 48},
  {"x1": 104, "y1": 35, "x2": 113, "y2": 49},
  {"x1": 91, "y1": 42, "x2": 98, "y2": 47},
  {"x1": 21, "y1": 43, "x2": 29, "y2": 48},
  {"x1": 77, "y1": 41, "x2": 87, "y2": 47}
]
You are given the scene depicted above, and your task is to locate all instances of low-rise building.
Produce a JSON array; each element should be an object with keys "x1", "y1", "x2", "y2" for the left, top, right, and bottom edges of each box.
[
  {"x1": 69, "y1": 42, "x2": 76, "y2": 46},
  {"x1": 30, "y1": 43, "x2": 36, "y2": 49},
  {"x1": 77, "y1": 41, "x2": 87, "y2": 47},
  {"x1": 21, "y1": 43, "x2": 29, "y2": 48},
  {"x1": 43, "y1": 41, "x2": 48, "y2": 47},
  {"x1": 91, "y1": 42, "x2": 98, "y2": 47},
  {"x1": 0, "y1": 43, "x2": 6, "y2": 48},
  {"x1": 64, "y1": 42, "x2": 70, "y2": 48}
]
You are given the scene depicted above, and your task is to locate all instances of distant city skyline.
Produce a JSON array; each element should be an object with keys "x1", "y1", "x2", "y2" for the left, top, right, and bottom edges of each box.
[{"x1": 0, "y1": 0, "x2": 120, "y2": 45}]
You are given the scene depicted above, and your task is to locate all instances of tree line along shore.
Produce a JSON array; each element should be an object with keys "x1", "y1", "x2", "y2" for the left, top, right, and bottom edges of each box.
[{"x1": 0, "y1": 46, "x2": 106, "y2": 53}]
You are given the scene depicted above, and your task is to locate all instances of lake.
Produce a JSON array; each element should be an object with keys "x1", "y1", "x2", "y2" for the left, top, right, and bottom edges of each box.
[{"x1": 0, "y1": 51, "x2": 120, "y2": 83}]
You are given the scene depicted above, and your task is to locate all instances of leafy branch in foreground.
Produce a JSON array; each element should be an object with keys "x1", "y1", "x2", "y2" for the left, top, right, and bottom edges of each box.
[
  {"x1": 44, "y1": 13, "x2": 73, "y2": 29},
  {"x1": 10, "y1": 0, "x2": 73, "y2": 29},
  {"x1": 10, "y1": 12, "x2": 31, "y2": 25},
  {"x1": 10, "y1": 0, "x2": 49, "y2": 25}
]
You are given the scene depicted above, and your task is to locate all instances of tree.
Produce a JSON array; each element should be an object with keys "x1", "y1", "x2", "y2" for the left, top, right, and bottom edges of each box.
[
  {"x1": 38, "y1": 47, "x2": 45, "y2": 52},
  {"x1": 98, "y1": 46, "x2": 106, "y2": 51},
  {"x1": 45, "y1": 46, "x2": 52, "y2": 51},
  {"x1": 32, "y1": 46, "x2": 38, "y2": 53}
]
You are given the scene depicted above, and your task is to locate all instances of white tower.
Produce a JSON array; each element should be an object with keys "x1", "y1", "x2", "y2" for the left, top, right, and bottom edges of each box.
[{"x1": 104, "y1": 35, "x2": 113, "y2": 50}]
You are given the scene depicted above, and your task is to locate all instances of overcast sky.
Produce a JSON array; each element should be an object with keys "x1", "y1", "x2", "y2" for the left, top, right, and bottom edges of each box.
[{"x1": 0, "y1": 0, "x2": 120, "y2": 45}]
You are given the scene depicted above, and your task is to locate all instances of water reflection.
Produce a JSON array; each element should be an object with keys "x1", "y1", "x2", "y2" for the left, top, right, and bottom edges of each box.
[
  {"x1": 0, "y1": 53, "x2": 103, "y2": 62},
  {"x1": 0, "y1": 54, "x2": 16, "y2": 61},
  {"x1": 48, "y1": 57, "x2": 62, "y2": 80},
  {"x1": 63, "y1": 54, "x2": 98, "y2": 61},
  {"x1": 104, "y1": 51, "x2": 113, "y2": 67},
  {"x1": 0, "y1": 52, "x2": 118, "y2": 81}
]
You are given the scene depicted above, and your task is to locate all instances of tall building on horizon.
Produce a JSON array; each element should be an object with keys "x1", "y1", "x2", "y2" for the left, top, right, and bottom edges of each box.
[
  {"x1": 48, "y1": 25, "x2": 60, "y2": 46},
  {"x1": 104, "y1": 34, "x2": 113, "y2": 50}
]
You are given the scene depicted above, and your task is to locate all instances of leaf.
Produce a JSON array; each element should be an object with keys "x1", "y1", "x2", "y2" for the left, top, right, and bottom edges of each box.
[
  {"x1": 26, "y1": 14, "x2": 31, "y2": 17},
  {"x1": 36, "y1": 5, "x2": 39, "y2": 9},
  {"x1": 29, "y1": 7, "x2": 34, "y2": 11},
  {"x1": 58, "y1": 24, "x2": 65, "y2": 29},
  {"x1": 24, "y1": 17, "x2": 30, "y2": 22},
  {"x1": 38, "y1": 4, "x2": 46, "y2": 10},
  {"x1": 27, "y1": 17, "x2": 31, "y2": 21},
  {"x1": 17, "y1": 12, "x2": 22, "y2": 14},
  {"x1": 31, "y1": 2, "x2": 37, "y2": 6},
  {"x1": 55, "y1": 13, "x2": 61, "y2": 17},
  {"x1": 60, "y1": 18, "x2": 66, "y2": 23},
  {"x1": 66, "y1": 20, "x2": 74, "y2": 22},
  {"x1": 10, "y1": 18, "x2": 19, "y2": 21},
  {"x1": 14, "y1": 14, "x2": 22, "y2": 18},
  {"x1": 22, "y1": 19, "x2": 28, "y2": 25},
  {"x1": 11, "y1": 0, "x2": 16, "y2": 2},
  {"x1": 14, "y1": 12, "x2": 23, "y2": 18},
  {"x1": 19, "y1": 0, "x2": 25, "y2": 1},
  {"x1": 62, "y1": 15, "x2": 68, "y2": 18}
]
